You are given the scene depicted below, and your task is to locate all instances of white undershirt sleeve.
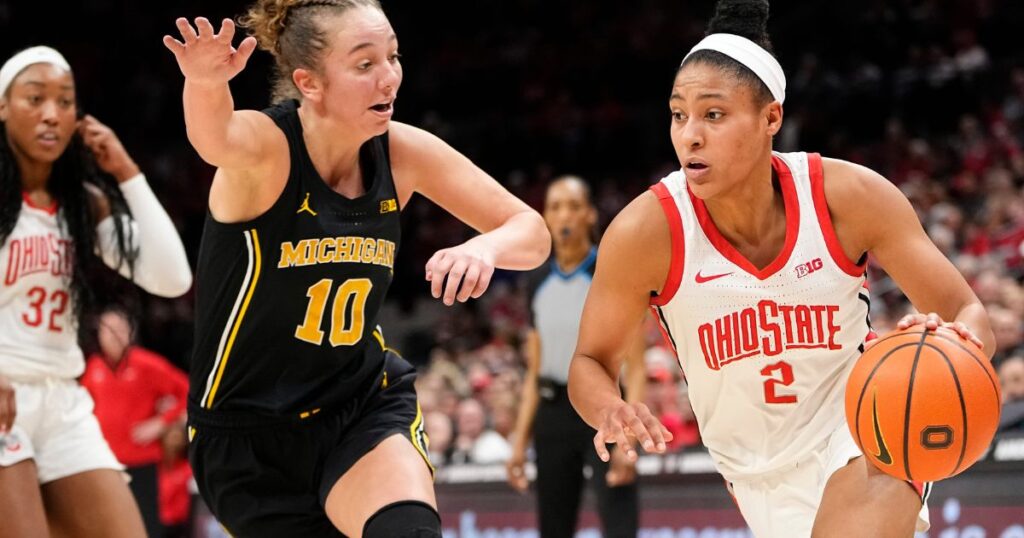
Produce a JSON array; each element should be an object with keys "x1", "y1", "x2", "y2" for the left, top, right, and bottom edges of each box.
[{"x1": 94, "y1": 173, "x2": 193, "y2": 298}]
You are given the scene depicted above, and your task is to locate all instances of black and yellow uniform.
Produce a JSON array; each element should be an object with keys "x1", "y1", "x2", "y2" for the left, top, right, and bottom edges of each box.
[{"x1": 187, "y1": 100, "x2": 430, "y2": 537}]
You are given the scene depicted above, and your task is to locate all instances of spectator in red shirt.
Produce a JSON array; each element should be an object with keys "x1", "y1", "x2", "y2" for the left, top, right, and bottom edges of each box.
[
  {"x1": 159, "y1": 418, "x2": 192, "y2": 538},
  {"x1": 81, "y1": 307, "x2": 188, "y2": 538}
]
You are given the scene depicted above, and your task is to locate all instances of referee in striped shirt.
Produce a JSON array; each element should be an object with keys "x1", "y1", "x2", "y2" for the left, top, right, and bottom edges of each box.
[{"x1": 507, "y1": 176, "x2": 645, "y2": 537}]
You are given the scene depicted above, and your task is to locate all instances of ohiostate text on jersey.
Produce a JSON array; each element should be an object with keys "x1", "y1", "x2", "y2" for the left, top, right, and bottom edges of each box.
[
  {"x1": 698, "y1": 299, "x2": 841, "y2": 370},
  {"x1": 4, "y1": 234, "x2": 74, "y2": 285},
  {"x1": 277, "y1": 236, "x2": 396, "y2": 269}
]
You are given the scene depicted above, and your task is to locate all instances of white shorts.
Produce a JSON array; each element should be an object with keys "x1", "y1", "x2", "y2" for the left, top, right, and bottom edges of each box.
[
  {"x1": 0, "y1": 379, "x2": 124, "y2": 484},
  {"x1": 728, "y1": 424, "x2": 930, "y2": 538}
]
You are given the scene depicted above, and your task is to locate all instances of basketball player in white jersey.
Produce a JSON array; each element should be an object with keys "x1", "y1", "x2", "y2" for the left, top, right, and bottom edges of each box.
[
  {"x1": 567, "y1": 1, "x2": 994, "y2": 537},
  {"x1": 0, "y1": 46, "x2": 192, "y2": 537}
]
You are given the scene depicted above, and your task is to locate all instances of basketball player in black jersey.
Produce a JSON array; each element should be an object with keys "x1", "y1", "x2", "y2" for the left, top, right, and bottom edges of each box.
[{"x1": 163, "y1": 2, "x2": 550, "y2": 537}]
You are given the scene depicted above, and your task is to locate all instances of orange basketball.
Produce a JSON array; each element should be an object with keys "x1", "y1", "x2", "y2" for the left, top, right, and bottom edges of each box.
[{"x1": 844, "y1": 326, "x2": 1001, "y2": 482}]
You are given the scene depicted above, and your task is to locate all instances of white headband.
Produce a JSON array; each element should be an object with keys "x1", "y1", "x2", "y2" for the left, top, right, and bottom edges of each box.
[
  {"x1": 0, "y1": 46, "x2": 72, "y2": 97},
  {"x1": 683, "y1": 33, "x2": 786, "y2": 104}
]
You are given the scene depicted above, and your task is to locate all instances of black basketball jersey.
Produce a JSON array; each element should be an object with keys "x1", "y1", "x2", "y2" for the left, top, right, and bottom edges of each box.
[{"x1": 188, "y1": 99, "x2": 401, "y2": 419}]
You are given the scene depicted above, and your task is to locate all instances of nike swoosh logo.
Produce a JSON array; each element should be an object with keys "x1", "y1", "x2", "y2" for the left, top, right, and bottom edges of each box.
[
  {"x1": 872, "y1": 390, "x2": 893, "y2": 465},
  {"x1": 695, "y1": 271, "x2": 733, "y2": 284}
]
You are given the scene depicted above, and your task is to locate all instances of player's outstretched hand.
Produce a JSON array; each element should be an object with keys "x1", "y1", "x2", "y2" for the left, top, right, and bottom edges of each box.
[
  {"x1": 425, "y1": 242, "x2": 495, "y2": 306},
  {"x1": 592, "y1": 401, "x2": 672, "y2": 463},
  {"x1": 163, "y1": 17, "x2": 256, "y2": 85},
  {"x1": 894, "y1": 312, "x2": 984, "y2": 349}
]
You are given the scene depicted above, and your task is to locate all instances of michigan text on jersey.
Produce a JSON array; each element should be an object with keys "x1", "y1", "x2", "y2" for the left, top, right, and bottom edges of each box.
[{"x1": 277, "y1": 237, "x2": 396, "y2": 269}]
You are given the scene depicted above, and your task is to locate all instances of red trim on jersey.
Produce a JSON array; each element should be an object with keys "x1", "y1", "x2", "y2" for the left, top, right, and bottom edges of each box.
[
  {"x1": 650, "y1": 306, "x2": 678, "y2": 356},
  {"x1": 21, "y1": 192, "x2": 58, "y2": 215},
  {"x1": 688, "y1": 154, "x2": 799, "y2": 281},
  {"x1": 650, "y1": 182, "x2": 685, "y2": 306},
  {"x1": 909, "y1": 480, "x2": 925, "y2": 498},
  {"x1": 808, "y1": 153, "x2": 865, "y2": 277}
]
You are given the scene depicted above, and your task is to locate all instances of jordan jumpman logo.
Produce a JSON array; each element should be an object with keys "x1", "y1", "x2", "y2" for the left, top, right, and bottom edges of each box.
[{"x1": 297, "y1": 192, "x2": 318, "y2": 216}]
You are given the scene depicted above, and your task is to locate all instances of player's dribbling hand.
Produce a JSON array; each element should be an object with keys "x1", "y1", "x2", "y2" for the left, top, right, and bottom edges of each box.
[
  {"x1": 505, "y1": 447, "x2": 529, "y2": 493},
  {"x1": 424, "y1": 241, "x2": 496, "y2": 306},
  {"x1": 893, "y1": 312, "x2": 984, "y2": 349},
  {"x1": 78, "y1": 115, "x2": 140, "y2": 182},
  {"x1": 593, "y1": 401, "x2": 672, "y2": 463},
  {"x1": 0, "y1": 375, "x2": 16, "y2": 435},
  {"x1": 163, "y1": 17, "x2": 257, "y2": 85}
]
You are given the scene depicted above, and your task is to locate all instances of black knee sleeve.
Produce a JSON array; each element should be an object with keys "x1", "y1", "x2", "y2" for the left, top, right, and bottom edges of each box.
[{"x1": 362, "y1": 500, "x2": 441, "y2": 538}]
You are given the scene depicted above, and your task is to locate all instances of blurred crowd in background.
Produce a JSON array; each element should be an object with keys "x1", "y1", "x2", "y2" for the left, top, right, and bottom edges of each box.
[{"x1": 4, "y1": 3, "x2": 1023, "y2": 531}]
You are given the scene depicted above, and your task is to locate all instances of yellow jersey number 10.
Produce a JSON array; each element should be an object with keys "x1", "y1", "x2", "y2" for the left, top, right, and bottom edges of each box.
[{"x1": 295, "y1": 278, "x2": 373, "y2": 346}]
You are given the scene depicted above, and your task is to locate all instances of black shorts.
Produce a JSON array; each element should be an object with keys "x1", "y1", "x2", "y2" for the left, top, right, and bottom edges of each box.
[{"x1": 187, "y1": 351, "x2": 432, "y2": 538}]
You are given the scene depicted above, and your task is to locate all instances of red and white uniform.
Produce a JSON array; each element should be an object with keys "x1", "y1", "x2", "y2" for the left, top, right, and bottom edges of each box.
[
  {"x1": 0, "y1": 195, "x2": 80, "y2": 381},
  {"x1": 0, "y1": 195, "x2": 122, "y2": 483},
  {"x1": 650, "y1": 152, "x2": 927, "y2": 536}
]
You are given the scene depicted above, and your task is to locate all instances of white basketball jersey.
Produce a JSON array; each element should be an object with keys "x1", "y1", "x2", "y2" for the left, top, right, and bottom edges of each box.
[
  {"x1": 0, "y1": 196, "x2": 82, "y2": 381},
  {"x1": 650, "y1": 152, "x2": 871, "y2": 482}
]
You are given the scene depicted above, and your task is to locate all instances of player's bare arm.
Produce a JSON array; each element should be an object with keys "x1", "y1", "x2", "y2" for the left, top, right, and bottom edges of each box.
[
  {"x1": 389, "y1": 121, "x2": 550, "y2": 305},
  {"x1": 823, "y1": 158, "x2": 994, "y2": 355},
  {"x1": 164, "y1": 17, "x2": 265, "y2": 168},
  {"x1": 568, "y1": 191, "x2": 673, "y2": 462},
  {"x1": 165, "y1": 17, "x2": 287, "y2": 222}
]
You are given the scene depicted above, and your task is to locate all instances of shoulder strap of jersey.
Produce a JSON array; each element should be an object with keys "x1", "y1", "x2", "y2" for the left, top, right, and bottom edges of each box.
[
  {"x1": 260, "y1": 100, "x2": 305, "y2": 165},
  {"x1": 806, "y1": 152, "x2": 866, "y2": 277},
  {"x1": 649, "y1": 181, "x2": 685, "y2": 307},
  {"x1": 370, "y1": 132, "x2": 401, "y2": 207}
]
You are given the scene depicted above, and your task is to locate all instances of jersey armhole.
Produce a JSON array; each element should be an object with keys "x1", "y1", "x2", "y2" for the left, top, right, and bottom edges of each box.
[
  {"x1": 206, "y1": 116, "x2": 296, "y2": 230},
  {"x1": 649, "y1": 182, "x2": 685, "y2": 306},
  {"x1": 808, "y1": 153, "x2": 866, "y2": 277}
]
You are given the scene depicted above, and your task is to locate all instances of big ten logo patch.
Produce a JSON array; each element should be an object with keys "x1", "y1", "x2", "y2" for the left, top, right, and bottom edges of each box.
[
  {"x1": 379, "y1": 199, "x2": 398, "y2": 214},
  {"x1": 795, "y1": 258, "x2": 823, "y2": 279}
]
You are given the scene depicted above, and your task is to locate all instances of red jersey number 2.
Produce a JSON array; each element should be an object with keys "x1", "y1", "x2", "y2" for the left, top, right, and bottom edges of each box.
[
  {"x1": 761, "y1": 361, "x2": 797, "y2": 404},
  {"x1": 22, "y1": 287, "x2": 69, "y2": 332}
]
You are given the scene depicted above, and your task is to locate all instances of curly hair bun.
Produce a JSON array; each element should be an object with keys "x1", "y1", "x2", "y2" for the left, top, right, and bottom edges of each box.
[{"x1": 706, "y1": 0, "x2": 772, "y2": 52}]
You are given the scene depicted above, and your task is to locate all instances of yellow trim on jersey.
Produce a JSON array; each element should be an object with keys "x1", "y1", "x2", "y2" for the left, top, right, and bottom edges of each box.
[
  {"x1": 188, "y1": 426, "x2": 196, "y2": 442},
  {"x1": 205, "y1": 229, "x2": 263, "y2": 408},
  {"x1": 371, "y1": 328, "x2": 404, "y2": 360},
  {"x1": 299, "y1": 408, "x2": 322, "y2": 419},
  {"x1": 410, "y1": 402, "x2": 435, "y2": 475},
  {"x1": 372, "y1": 329, "x2": 386, "y2": 350}
]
